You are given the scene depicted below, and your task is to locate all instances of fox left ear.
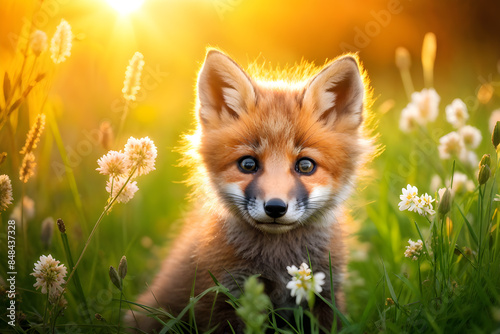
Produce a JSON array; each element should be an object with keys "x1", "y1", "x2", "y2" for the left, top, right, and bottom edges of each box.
[{"x1": 303, "y1": 56, "x2": 364, "y2": 129}]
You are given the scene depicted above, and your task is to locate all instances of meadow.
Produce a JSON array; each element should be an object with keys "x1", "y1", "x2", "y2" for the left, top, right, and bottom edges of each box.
[{"x1": 1, "y1": 0, "x2": 500, "y2": 333}]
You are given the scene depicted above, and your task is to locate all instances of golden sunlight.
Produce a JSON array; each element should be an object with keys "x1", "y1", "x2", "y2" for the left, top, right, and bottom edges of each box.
[{"x1": 106, "y1": 0, "x2": 145, "y2": 15}]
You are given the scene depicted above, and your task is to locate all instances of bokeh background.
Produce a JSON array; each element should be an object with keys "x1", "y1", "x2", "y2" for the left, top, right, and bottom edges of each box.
[{"x1": 1, "y1": 0, "x2": 500, "y2": 330}]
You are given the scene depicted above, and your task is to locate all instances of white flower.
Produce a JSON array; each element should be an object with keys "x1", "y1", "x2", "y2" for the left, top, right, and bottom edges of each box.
[
  {"x1": 420, "y1": 193, "x2": 435, "y2": 216},
  {"x1": 430, "y1": 174, "x2": 442, "y2": 193},
  {"x1": 398, "y1": 184, "x2": 419, "y2": 211},
  {"x1": 31, "y1": 255, "x2": 67, "y2": 303},
  {"x1": 106, "y1": 176, "x2": 139, "y2": 203},
  {"x1": 286, "y1": 263, "x2": 325, "y2": 305},
  {"x1": 97, "y1": 150, "x2": 129, "y2": 177},
  {"x1": 404, "y1": 239, "x2": 424, "y2": 261},
  {"x1": 10, "y1": 196, "x2": 35, "y2": 227},
  {"x1": 438, "y1": 132, "x2": 465, "y2": 160},
  {"x1": 399, "y1": 185, "x2": 435, "y2": 216},
  {"x1": 445, "y1": 99, "x2": 469, "y2": 128},
  {"x1": 410, "y1": 88, "x2": 440, "y2": 123},
  {"x1": 50, "y1": 19, "x2": 72, "y2": 64},
  {"x1": 122, "y1": 52, "x2": 145, "y2": 102},
  {"x1": 124, "y1": 136, "x2": 157, "y2": 177},
  {"x1": 460, "y1": 150, "x2": 478, "y2": 169},
  {"x1": 449, "y1": 172, "x2": 474, "y2": 193},
  {"x1": 399, "y1": 104, "x2": 420, "y2": 133},
  {"x1": 489, "y1": 109, "x2": 500, "y2": 133},
  {"x1": 459, "y1": 125, "x2": 482, "y2": 150},
  {"x1": 30, "y1": 30, "x2": 48, "y2": 56},
  {"x1": 0, "y1": 175, "x2": 13, "y2": 211}
]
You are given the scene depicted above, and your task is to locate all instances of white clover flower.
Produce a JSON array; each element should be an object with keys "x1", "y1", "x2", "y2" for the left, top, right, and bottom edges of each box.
[
  {"x1": 30, "y1": 30, "x2": 48, "y2": 56},
  {"x1": 460, "y1": 150, "x2": 478, "y2": 169},
  {"x1": 399, "y1": 104, "x2": 420, "y2": 133},
  {"x1": 10, "y1": 196, "x2": 35, "y2": 227},
  {"x1": 122, "y1": 52, "x2": 145, "y2": 102},
  {"x1": 124, "y1": 136, "x2": 157, "y2": 177},
  {"x1": 410, "y1": 88, "x2": 440, "y2": 123},
  {"x1": 404, "y1": 239, "x2": 424, "y2": 261},
  {"x1": 106, "y1": 176, "x2": 139, "y2": 203},
  {"x1": 286, "y1": 263, "x2": 325, "y2": 305},
  {"x1": 438, "y1": 132, "x2": 465, "y2": 160},
  {"x1": 0, "y1": 175, "x2": 13, "y2": 211},
  {"x1": 459, "y1": 125, "x2": 482, "y2": 150},
  {"x1": 449, "y1": 172, "x2": 474, "y2": 193},
  {"x1": 398, "y1": 184, "x2": 419, "y2": 211},
  {"x1": 97, "y1": 150, "x2": 129, "y2": 178},
  {"x1": 50, "y1": 19, "x2": 72, "y2": 64},
  {"x1": 445, "y1": 98, "x2": 469, "y2": 129},
  {"x1": 31, "y1": 254, "x2": 67, "y2": 303}
]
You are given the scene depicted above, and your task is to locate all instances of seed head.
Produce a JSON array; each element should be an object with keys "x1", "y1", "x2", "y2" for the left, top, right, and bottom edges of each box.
[
  {"x1": 19, "y1": 152, "x2": 36, "y2": 183},
  {"x1": 109, "y1": 266, "x2": 121, "y2": 290},
  {"x1": 122, "y1": 52, "x2": 145, "y2": 102},
  {"x1": 50, "y1": 19, "x2": 73, "y2": 64},
  {"x1": 118, "y1": 256, "x2": 127, "y2": 279},
  {"x1": 20, "y1": 113, "x2": 46, "y2": 155},
  {"x1": 30, "y1": 30, "x2": 48, "y2": 56},
  {"x1": 0, "y1": 174, "x2": 13, "y2": 211}
]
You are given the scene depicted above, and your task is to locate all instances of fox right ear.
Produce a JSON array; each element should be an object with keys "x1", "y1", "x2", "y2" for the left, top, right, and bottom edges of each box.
[{"x1": 197, "y1": 50, "x2": 256, "y2": 125}]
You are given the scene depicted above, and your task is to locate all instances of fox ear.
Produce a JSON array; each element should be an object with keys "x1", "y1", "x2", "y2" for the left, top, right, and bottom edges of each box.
[
  {"x1": 303, "y1": 56, "x2": 364, "y2": 129},
  {"x1": 197, "y1": 50, "x2": 256, "y2": 125}
]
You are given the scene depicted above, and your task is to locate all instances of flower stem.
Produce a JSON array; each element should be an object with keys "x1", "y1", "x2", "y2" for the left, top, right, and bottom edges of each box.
[
  {"x1": 65, "y1": 165, "x2": 137, "y2": 288},
  {"x1": 59, "y1": 227, "x2": 92, "y2": 324}
]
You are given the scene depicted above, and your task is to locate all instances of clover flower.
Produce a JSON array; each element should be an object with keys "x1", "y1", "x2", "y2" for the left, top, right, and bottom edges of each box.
[
  {"x1": 124, "y1": 136, "x2": 157, "y2": 177},
  {"x1": 410, "y1": 88, "x2": 440, "y2": 123},
  {"x1": 50, "y1": 19, "x2": 73, "y2": 64},
  {"x1": 438, "y1": 132, "x2": 465, "y2": 160},
  {"x1": 97, "y1": 150, "x2": 129, "y2": 178},
  {"x1": 404, "y1": 239, "x2": 424, "y2": 261},
  {"x1": 106, "y1": 176, "x2": 139, "y2": 203},
  {"x1": 286, "y1": 263, "x2": 325, "y2": 305},
  {"x1": 399, "y1": 104, "x2": 420, "y2": 133},
  {"x1": 0, "y1": 175, "x2": 13, "y2": 211},
  {"x1": 30, "y1": 30, "x2": 48, "y2": 56},
  {"x1": 459, "y1": 125, "x2": 482, "y2": 150},
  {"x1": 450, "y1": 172, "x2": 474, "y2": 193},
  {"x1": 445, "y1": 98, "x2": 469, "y2": 129},
  {"x1": 31, "y1": 254, "x2": 67, "y2": 304},
  {"x1": 122, "y1": 52, "x2": 145, "y2": 102}
]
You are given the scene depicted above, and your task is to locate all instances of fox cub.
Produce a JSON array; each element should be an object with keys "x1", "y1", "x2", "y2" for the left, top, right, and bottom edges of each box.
[{"x1": 127, "y1": 49, "x2": 373, "y2": 333}]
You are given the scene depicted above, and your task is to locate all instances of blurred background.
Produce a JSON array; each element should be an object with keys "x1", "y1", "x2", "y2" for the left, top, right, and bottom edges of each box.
[{"x1": 1, "y1": 0, "x2": 499, "y2": 328}]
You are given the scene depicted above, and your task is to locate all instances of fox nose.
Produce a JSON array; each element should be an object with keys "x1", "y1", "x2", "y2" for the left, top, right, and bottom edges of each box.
[{"x1": 264, "y1": 198, "x2": 288, "y2": 219}]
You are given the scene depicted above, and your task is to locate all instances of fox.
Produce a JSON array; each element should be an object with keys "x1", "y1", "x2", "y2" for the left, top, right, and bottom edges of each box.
[{"x1": 126, "y1": 49, "x2": 374, "y2": 333}]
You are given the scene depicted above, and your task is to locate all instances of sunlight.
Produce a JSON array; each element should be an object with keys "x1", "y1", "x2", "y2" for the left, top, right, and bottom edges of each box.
[{"x1": 106, "y1": 0, "x2": 145, "y2": 15}]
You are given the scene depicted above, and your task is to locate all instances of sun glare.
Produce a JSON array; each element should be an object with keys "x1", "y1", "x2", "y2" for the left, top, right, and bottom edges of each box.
[{"x1": 106, "y1": 0, "x2": 145, "y2": 15}]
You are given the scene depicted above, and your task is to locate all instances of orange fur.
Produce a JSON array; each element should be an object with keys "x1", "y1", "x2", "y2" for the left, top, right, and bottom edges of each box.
[{"x1": 127, "y1": 49, "x2": 376, "y2": 333}]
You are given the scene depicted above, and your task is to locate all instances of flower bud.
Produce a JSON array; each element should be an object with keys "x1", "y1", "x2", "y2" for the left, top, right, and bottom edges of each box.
[
  {"x1": 478, "y1": 164, "x2": 491, "y2": 185},
  {"x1": 41, "y1": 217, "x2": 54, "y2": 249},
  {"x1": 109, "y1": 266, "x2": 121, "y2": 290},
  {"x1": 479, "y1": 154, "x2": 491, "y2": 168},
  {"x1": 57, "y1": 218, "x2": 66, "y2": 233},
  {"x1": 438, "y1": 188, "x2": 451, "y2": 215},
  {"x1": 395, "y1": 47, "x2": 411, "y2": 71},
  {"x1": 492, "y1": 121, "x2": 500, "y2": 149},
  {"x1": 118, "y1": 256, "x2": 127, "y2": 279}
]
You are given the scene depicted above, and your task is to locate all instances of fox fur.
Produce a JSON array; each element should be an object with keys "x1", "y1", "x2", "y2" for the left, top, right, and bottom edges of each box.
[{"x1": 126, "y1": 49, "x2": 374, "y2": 333}]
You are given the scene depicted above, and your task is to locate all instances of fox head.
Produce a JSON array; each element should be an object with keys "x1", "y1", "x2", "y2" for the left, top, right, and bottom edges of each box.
[{"x1": 188, "y1": 49, "x2": 372, "y2": 234}]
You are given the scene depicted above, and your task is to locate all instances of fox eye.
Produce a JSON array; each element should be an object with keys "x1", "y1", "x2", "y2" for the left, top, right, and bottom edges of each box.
[
  {"x1": 238, "y1": 156, "x2": 258, "y2": 173},
  {"x1": 296, "y1": 158, "x2": 316, "y2": 175}
]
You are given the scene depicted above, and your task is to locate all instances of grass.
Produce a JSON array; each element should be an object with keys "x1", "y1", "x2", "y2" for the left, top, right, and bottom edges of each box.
[{"x1": 0, "y1": 13, "x2": 500, "y2": 334}]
